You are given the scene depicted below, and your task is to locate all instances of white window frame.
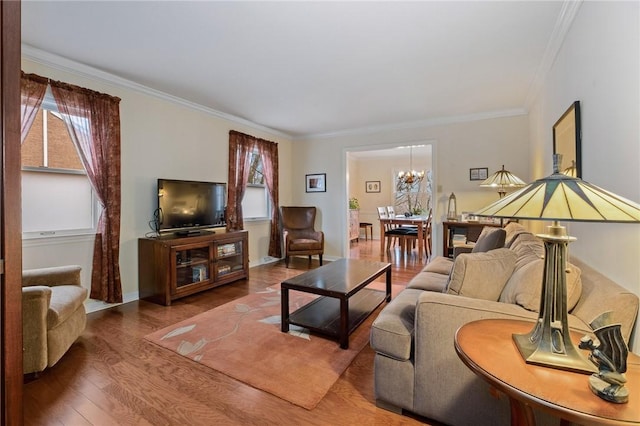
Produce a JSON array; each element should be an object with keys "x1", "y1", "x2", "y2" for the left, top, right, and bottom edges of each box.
[
  {"x1": 241, "y1": 150, "x2": 271, "y2": 221},
  {"x1": 21, "y1": 91, "x2": 101, "y2": 239},
  {"x1": 242, "y1": 183, "x2": 271, "y2": 221}
]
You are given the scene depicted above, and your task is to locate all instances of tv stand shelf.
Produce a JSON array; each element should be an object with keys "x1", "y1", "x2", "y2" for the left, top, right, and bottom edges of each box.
[{"x1": 138, "y1": 230, "x2": 248, "y2": 305}]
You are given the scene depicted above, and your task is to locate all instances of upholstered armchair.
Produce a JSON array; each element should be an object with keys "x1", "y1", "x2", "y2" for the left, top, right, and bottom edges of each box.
[
  {"x1": 22, "y1": 265, "x2": 88, "y2": 374},
  {"x1": 280, "y1": 206, "x2": 324, "y2": 268}
]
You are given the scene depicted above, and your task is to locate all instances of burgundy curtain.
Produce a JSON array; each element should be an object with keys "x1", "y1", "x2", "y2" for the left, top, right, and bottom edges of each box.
[
  {"x1": 227, "y1": 131, "x2": 254, "y2": 231},
  {"x1": 227, "y1": 130, "x2": 281, "y2": 258},
  {"x1": 255, "y1": 138, "x2": 281, "y2": 258},
  {"x1": 50, "y1": 80, "x2": 123, "y2": 303},
  {"x1": 20, "y1": 72, "x2": 48, "y2": 143}
]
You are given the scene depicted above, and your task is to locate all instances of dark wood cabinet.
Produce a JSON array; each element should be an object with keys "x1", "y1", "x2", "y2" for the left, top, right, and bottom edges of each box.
[{"x1": 138, "y1": 230, "x2": 248, "y2": 305}]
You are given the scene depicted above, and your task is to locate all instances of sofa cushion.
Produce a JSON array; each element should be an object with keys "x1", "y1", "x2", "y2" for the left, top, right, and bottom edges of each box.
[
  {"x1": 289, "y1": 238, "x2": 322, "y2": 251},
  {"x1": 503, "y1": 222, "x2": 530, "y2": 248},
  {"x1": 499, "y1": 259, "x2": 583, "y2": 312},
  {"x1": 370, "y1": 289, "x2": 422, "y2": 361},
  {"x1": 423, "y1": 256, "x2": 453, "y2": 275},
  {"x1": 47, "y1": 285, "x2": 88, "y2": 329},
  {"x1": 471, "y1": 227, "x2": 506, "y2": 253},
  {"x1": 407, "y1": 271, "x2": 449, "y2": 292},
  {"x1": 510, "y1": 238, "x2": 544, "y2": 270},
  {"x1": 445, "y1": 248, "x2": 517, "y2": 301}
]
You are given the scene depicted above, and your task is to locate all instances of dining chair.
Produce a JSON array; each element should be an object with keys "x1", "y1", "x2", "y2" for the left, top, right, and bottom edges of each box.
[
  {"x1": 386, "y1": 205, "x2": 397, "y2": 217},
  {"x1": 400, "y1": 209, "x2": 432, "y2": 258},
  {"x1": 377, "y1": 207, "x2": 408, "y2": 251}
]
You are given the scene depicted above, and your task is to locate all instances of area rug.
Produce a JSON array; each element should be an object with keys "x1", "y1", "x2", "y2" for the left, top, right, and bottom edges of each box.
[{"x1": 144, "y1": 283, "x2": 399, "y2": 410}]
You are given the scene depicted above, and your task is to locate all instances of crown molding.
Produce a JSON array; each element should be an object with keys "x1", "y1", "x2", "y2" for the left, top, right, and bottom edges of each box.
[
  {"x1": 21, "y1": 44, "x2": 292, "y2": 140},
  {"x1": 524, "y1": 0, "x2": 583, "y2": 108},
  {"x1": 297, "y1": 108, "x2": 528, "y2": 142}
]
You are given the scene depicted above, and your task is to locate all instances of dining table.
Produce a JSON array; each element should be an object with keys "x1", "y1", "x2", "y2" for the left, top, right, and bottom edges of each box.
[{"x1": 378, "y1": 215, "x2": 430, "y2": 259}]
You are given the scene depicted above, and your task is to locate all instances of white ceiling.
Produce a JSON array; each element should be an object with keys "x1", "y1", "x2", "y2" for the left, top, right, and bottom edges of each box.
[{"x1": 21, "y1": 1, "x2": 575, "y2": 139}]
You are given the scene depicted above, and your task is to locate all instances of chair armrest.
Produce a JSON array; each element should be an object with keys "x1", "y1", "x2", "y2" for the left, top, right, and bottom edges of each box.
[
  {"x1": 22, "y1": 265, "x2": 82, "y2": 288},
  {"x1": 22, "y1": 286, "x2": 52, "y2": 373}
]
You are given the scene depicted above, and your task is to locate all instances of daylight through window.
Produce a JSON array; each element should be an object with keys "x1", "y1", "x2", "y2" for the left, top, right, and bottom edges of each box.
[
  {"x1": 242, "y1": 149, "x2": 271, "y2": 220},
  {"x1": 22, "y1": 106, "x2": 99, "y2": 238}
]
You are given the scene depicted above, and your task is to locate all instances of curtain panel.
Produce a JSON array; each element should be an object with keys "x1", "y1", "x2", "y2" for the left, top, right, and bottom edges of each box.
[
  {"x1": 19, "y1": 71, "x2": 123, "y2": 303},
  {"x1": 227, "y1": 130, "x2": 281, "y2": 258},
  {"x1": 20, "y1": 72, "x2": 48, "y2": 143},
  {"x1": 255, "y1": 139, "x2": 281, "y2": 258},
  {"x1": 49, "y1": 79, "x2": 123, "y2": 303},
  {"x1": 227, "y1": 131, "x2": 254, "y2": 231}
]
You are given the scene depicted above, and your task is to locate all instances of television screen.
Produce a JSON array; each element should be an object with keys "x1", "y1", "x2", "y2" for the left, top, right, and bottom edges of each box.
[{"x1": 157, "y1": 179, "x2": 226, "y2": 234}]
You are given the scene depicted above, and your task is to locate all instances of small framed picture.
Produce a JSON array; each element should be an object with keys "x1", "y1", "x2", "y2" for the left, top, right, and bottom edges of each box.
[
  {"x1": 305, "y1": 173, "x2": 326, "y2": 192},
  {"x1": 365, "y1": 181, "x2": 381, "y2": 193},
  {"x1": 469, "y1": 167, "x2": 488, "y2": 181}
]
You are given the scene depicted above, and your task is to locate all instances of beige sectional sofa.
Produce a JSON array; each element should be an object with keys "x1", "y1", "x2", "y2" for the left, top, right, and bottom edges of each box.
[{"x1": 370, "y1": 223, "x2": 639, "y2": 426}]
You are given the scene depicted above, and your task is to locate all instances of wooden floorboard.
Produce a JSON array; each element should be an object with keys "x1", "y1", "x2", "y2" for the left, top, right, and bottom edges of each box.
[{"x1": 24, "y1": 239, "x2": 438, "y2": 425}]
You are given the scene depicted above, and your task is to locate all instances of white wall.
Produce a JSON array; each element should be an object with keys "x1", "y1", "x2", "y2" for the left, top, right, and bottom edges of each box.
[
  {"x1": 293, "y1": 114, "x2": 530, "y2": 258},
  {"x1": 21, "y1": 56, "x2": 293, "y2": 311},
  {"x1": 528, "y1": 2, "x2": 640, "y2": 349}
]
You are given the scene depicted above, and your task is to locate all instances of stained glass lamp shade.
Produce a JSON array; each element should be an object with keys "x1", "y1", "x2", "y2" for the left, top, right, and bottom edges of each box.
[
  {"x1": 479, "y1": 165, "x2": 526, "y2": 198},
  {"x1": 474, "y1": 161, "x2": 640, "y2": 373}
]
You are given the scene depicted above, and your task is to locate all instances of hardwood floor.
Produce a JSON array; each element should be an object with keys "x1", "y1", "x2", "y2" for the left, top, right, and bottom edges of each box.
[{"x1": 24, "y1": 239, "x2": 435, "y2": 425}]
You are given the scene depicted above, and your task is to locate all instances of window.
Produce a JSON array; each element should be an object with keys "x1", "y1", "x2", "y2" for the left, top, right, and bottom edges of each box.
[
  {"x1": 242, "y1": 150, "x2": 271, "y2": 220},
  {"x1": 21, "y1": 101, "x2": 99, "y2": 238}
]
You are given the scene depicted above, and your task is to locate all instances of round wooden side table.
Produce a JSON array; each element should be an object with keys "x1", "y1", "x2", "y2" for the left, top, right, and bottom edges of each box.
[{"x1": 454, "y1": 319, "x2": 640, "y2": 426}]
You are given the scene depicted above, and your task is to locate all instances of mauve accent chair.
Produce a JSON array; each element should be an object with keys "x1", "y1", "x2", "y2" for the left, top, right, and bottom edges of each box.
[
  {"x1": 280, "y1": 206, "x2": 324, "y2": 268},
  {"x1": 22, "y1": 265, "x2": 88, "y2": 374}
]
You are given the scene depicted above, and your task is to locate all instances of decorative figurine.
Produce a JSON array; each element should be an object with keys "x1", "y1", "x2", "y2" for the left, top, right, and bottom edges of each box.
[
  {"x1": 447, "y1": 193, "x2": 457, "y2": 220},
  {"x1": 579, "y1": 313, "x2": 629, "y2": 404}
]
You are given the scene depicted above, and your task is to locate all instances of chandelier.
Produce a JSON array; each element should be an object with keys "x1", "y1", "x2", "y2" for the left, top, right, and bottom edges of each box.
[{"x1": 397, "y1": 146, "x2": 425, "y2": 186}]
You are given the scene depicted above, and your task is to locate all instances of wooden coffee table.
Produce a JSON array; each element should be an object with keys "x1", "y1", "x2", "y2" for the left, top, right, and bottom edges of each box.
[
  {"x1": 455, "y1": 319, "x2": 640, "y2": 425},
  {"x1": 280, "y1": 258, "x2": 392, "y2": 349}
]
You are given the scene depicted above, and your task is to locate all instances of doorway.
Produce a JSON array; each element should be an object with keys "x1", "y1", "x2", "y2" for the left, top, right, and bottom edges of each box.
[{"x1": 344, "y1": 141, "x2": 437, "y2": 258}]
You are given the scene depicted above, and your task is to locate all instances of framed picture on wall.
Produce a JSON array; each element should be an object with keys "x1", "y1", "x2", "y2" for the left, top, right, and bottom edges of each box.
[
  {"x1": 469, "y1": 167, "x2": 488, "y2": 181},
  {"x1": 305, "y1": 173, "x2": 326, "y2": 192},
  {"x1": 365, "y1": 181, "x2": 381, "y2": 193}
]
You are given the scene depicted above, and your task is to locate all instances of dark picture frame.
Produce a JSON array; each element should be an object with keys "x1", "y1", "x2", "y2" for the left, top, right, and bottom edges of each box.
[
  {"x1": 469, "y1": 167, "x2": 488, "y2": 181},
  {"x1": 365, "y1": 180, "x2": 381, "y2": 193},
  {"x1": 305, "y1": 173, "x2": 326, "y2": 192},
  {"x1": 553, "y1": 100, "x2": 581, "y2": 178}
]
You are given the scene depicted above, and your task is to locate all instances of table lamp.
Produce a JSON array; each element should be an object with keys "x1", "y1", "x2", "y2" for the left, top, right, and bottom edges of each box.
[
  {"x1": 474, "y1": 155, "x2": 640, "y2": 373},
  {"x1": 479, "y1": 165, "x2": 526, "y2": 198}
]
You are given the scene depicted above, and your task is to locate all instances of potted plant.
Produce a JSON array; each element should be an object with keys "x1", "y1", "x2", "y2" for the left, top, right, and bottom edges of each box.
[{"x1": 349, "y1": 197, "x2": 360, "y2": 210}]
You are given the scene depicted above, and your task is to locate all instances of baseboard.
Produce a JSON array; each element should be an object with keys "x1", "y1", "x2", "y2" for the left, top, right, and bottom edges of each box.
[
  {"x1": 85, "y1": 255, "x2": 341, "y2": 314},
  {"x1": 85, "y1": 291, "x2": 139, "y2": 314}
]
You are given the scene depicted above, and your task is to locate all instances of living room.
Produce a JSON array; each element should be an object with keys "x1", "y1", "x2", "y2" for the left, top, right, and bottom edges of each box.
[{"x1": 14, "y1": 1, "x2": 640, "y2": 424}]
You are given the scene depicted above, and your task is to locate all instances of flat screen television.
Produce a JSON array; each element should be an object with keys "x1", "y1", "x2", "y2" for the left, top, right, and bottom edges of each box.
[{"x1": 157, "y1": 179, "x2": 226, "y2": 235}]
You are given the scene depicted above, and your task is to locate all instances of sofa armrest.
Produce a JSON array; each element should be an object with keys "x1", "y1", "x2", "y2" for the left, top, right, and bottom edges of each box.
[
  {"x1": 569, "y1": 257, "x2": 639, "y2": 344},
  {"x1": 453, "y1": 244, "x2": 473, "y2": 258},
  {"x1": 414, "y1": 291, "x2": 593, "y2": 355},
  {"x1": 409, "y1": 291, "x2": 592, "y2": 424},
  {"x1": 22, "y1": 265, "x2": 82, "y2": 288},
  {"x1": 22, "y1": 286, "x2": 52, "y2": 373}
]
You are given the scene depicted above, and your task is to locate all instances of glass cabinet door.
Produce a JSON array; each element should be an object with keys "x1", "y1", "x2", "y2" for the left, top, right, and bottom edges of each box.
[
  {"x1": 174, "y1": 246, "x2": 210, "y2": 288},
  {"x1": 215, "y1": 241, "x2": 244, "y2": 279}
]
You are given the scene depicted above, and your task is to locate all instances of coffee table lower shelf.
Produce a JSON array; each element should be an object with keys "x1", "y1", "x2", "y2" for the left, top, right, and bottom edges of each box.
[{"x1": 288, "y1": 288, "x2": 385, "y2": 347}]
